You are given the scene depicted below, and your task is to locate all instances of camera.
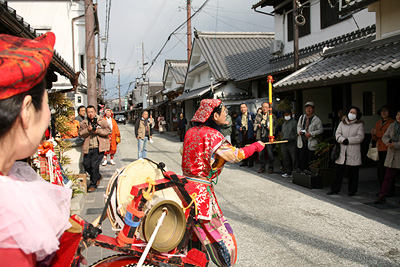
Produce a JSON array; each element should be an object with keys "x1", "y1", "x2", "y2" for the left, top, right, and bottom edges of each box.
[
  {"x1": 300, "y1": 129, "x2": 306, "y2": 135},
  {"x1": 90, "y1": 117, "x2": 98, "y2": 132},
  {"x1": 241, "y1": 126, "x2": 246, "y2": 131}
]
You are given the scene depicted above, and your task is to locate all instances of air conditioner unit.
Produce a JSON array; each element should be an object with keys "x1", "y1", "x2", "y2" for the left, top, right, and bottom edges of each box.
[{"x1": 270, "y1": 40, "x2": 283, "y2": 55}]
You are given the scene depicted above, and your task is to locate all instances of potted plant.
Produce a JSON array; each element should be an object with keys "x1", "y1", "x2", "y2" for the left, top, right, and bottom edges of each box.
[{"x1": 309, "y1": 137, "x2": 336, "y2": 187}]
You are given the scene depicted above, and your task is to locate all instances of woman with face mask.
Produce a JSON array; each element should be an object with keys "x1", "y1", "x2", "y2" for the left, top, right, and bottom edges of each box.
[
  {"x1": 328, "y1": 106, "x2": 364, "y2": 196},
  {"x1": 281, "y1": 109, "x2": 298, "y2": 178}
]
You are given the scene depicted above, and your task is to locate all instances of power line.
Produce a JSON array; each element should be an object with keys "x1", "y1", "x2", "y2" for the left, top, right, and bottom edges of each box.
[{"x1": 144, "y1": 0, "x2": 210, "y2": 76}]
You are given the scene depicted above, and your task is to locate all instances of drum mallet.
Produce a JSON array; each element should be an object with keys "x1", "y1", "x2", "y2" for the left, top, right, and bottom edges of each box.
[{"x1": 137, "y1": 207, "x2": 169, "y2": 267}]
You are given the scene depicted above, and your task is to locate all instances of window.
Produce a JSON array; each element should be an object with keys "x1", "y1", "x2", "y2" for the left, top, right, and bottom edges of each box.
[
  {"x1": 80, "y1": 54, "x2": 85, "y2": 70},
  {"x1": 287, "y1": 2, "x2": 311, "y2": 42},
  {"x1": 363, "y1": 91, "x2": 375, "y2": 116},
  {"x1": 320, "y1": 0, "x2": 349, "y2": 29},
  {"x1": 197, "y1": 74, "x2": 201, "y2": 82}
]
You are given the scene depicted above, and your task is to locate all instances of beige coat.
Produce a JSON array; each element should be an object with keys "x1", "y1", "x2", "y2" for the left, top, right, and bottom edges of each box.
[
  {"x1": 297, "y1": 114, "x2": 323, "y2": 151},
  {"x1": 382, "y1": 123, "x2": 400, "y2": 169},
  {"x1": 79, "y1": 116, "x2": 111, "y2": 154},
  {"x1": 335, "y1": 118, "x2": 364, "y2": 166}
]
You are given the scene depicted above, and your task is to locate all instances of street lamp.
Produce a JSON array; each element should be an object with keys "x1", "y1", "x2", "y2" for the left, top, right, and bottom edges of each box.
[{"x1": 99, "y1": 58, "x2": 115, "y2": 74}]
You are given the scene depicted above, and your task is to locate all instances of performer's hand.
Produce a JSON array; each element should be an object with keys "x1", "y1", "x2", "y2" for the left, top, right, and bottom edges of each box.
[
  {"x1": 305, "y1": 132, "x2": 311, "y2": 139},
  {"x1": 298, "y1": 131, "x2": 302, "y2": 135},
  {"x1": 136, "y1": 136, "x2": 139, "y2": 140},
  {"x1": 239, "y1": 127, "x2": 242, "y2": 131},
  {"x1": 79, "y1": 255, "x2": 87, "y2": 265},
  {"x1": 387, "y1": 143, "x2": 394, "y2": 149}
]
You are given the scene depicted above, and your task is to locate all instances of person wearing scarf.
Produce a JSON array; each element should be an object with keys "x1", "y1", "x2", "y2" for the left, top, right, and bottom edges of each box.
[
  {"x1": 102, "y1": 109, "x2": 120, "y2": 166},
  {"x1": 371, "y1": 105, "x2": 395, "y2": 195},
  {"x1": 182, "y1": 99, "x2": 265, "y2": 267},
  {"x1": 375, "y1": 110, "x2": 400, "y2": 204}
]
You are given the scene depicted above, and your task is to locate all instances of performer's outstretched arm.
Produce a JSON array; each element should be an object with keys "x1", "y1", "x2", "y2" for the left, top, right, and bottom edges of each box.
[{"x1": 215, "y1": 141, "x2": 265, "y2": 163}]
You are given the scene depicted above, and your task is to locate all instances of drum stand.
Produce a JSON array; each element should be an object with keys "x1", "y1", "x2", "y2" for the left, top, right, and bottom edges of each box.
[{"x1": 71, "y1": 160, "x2": 209, "y2": 267}]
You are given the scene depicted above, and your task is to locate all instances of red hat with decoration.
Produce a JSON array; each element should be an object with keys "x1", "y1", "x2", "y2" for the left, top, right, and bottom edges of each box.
[
  {"x1": 191, "y1": 99, "x2": 222, "y2": 123},
  {"x1": 0, "y1": 32, "x2": 55, "y2": 100}
]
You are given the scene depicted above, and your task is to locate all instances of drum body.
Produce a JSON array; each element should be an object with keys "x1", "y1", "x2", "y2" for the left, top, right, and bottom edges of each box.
[{"x1": 105, "y1": 159, "x2": 185, "y2": 253}]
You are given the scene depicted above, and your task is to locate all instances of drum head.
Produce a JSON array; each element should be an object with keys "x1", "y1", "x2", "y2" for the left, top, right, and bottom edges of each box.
[{"x1": 143, "y1": 200, "x2": 186, "y2": 253}]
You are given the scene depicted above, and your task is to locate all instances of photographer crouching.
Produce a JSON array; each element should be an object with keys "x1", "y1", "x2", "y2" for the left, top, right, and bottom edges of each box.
[{"x1": 79, "y1": 105, "x2": 111, "y2": 192}]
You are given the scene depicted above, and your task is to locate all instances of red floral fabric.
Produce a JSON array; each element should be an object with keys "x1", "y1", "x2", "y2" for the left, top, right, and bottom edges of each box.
[
  {"x1": 0, "y1": 32, "x2": 55, "y2": 100},
  {"x1": 191, "y1": 99, "x2": 222, "y2": 123},
  {"x1": 182, "y1": 125, "x2": 225, "y2": 220}
]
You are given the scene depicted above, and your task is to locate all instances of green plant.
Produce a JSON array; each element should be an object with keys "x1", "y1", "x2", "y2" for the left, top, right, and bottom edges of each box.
[{"x1": 309, "y1": 137, "x2": 335, "y2": 169}]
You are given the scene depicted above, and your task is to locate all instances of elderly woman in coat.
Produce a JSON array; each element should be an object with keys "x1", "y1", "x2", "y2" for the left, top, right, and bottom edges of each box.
[
  {"x1": 328, "y1": 106, "x2": 364, "y2": 196},
  {"x1": 375, "y1": 110, "x2": 400, "y2": 204}
]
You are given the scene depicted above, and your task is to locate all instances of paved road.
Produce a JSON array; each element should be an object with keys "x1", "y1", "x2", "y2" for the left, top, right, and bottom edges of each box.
[{"x1": 80, "y1": 124, "x2": 400, "y2": 266}]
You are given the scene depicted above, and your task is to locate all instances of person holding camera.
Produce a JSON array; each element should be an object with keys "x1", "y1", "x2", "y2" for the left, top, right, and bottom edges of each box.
[
  {"x1": 79, "y1": 105, "x2": 111, "y2": 192},
  {"x1": 297, "y1": 102, "x2": 323, "y2": 172},
  {"x1": 254, "y1": 102, "x2": 276, "y2": 173},
  {"x1": 236, "y1": 103, "x2": 256, "y2": 167}
]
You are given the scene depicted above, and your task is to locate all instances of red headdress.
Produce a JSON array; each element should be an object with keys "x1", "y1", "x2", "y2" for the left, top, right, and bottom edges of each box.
[
  {"x1": 191, "y1": 99, "x2": 222, "y2": 123},
  {"x1": 0, "y1": 32, "x2": 55, "y2": 100}
]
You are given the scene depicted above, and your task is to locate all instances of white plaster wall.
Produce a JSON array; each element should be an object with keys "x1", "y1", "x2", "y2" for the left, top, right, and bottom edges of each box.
[
  {"x1": 302, "y1": 87, "x2": 332, "y2": 125},
  {"x1": 351, "y1": 80, "x2": 387, "y2": 132},
  {"x1": 214, "y1": 82, "x2": 247, "y2": 98},
  {"x1": 187, "y1": 67, "x2": 211, "y2": 91},
  {"x1": 273, "y1": 0, "x2": 375, "y2": 54},
  {"x1": 185, "y1": 99, "x2": 195, "y2": 121},
  {"x1": 8, "y1": 1, "x2": 86, "y2": 88}
]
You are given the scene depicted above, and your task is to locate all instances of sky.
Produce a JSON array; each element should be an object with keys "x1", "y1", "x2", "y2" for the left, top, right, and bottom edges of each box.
[{"x1": 97, "y1": 0, "x2": 274, "y2": 100}]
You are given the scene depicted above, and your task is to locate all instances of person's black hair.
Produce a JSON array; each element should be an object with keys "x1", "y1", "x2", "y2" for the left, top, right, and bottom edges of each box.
[
  {"x1": 142, "y1": 109, "x2": 148, "y2": 115},
  {"x1": 77, "y1": 105, "x2": 86, "y2": 113},
  {"x1": 0, "y1": 79, "x2": 46, "y2": 139},
  {"x1": 240, "y1": 103, "x2": 247, "y2": 107},
  {"x1": 87, "y1": 105, "x2": 96, "y2": 111},
  {"x1": 347, "y1": 106, "x2": 362, "y2": 120}
]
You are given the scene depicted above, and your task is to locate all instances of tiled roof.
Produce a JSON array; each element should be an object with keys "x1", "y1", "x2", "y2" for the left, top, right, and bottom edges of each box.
[
  {"x1": 194, "y1": 31, "x2": 274, "y2": 81},
  {"x1": 165, "y1": 60, "x2": 187, "y2": 84},
  {"x1": 339, "y1": 0, "x2": 380, "y2": 15},
  {"x1": 252, "y1": 0, "x2": 279, "y2": 9},
  {"x1": 237, "y1": 25, "x2": 376, "y2": 82},
  {"x1": 0, "y1": 0, "x2": 77, "y2": 87},
  {"x1": 274, "y1": 33, "x2": 400, "y2": 91}
]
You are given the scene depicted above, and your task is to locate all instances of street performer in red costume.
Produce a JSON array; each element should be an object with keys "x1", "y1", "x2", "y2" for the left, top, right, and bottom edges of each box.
[
  {"x1": 182, "y1": 99, "x2": 265, "y2": 267},
  {"x1": 0, "y1": 33, "x2": 85, "y2": 266}
]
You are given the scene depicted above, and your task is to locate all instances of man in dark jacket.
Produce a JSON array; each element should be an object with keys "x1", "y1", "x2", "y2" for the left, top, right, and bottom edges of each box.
[
  {"x1": 254, "y1": 102, "x2": 276, "y2": 174},
  {"x1": 178, "y1": 113, "x2": 187, "y2": 142},
  {"x1": 236, "y1": 103, "x2": 256, "y2": 167},
  {"x1": 281, "y1": 109, "x2": 298, "y2": 177}
]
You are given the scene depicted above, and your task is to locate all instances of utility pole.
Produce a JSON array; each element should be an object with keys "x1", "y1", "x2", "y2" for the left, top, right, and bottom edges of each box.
[
  {"x1": 97, "y1": 32, "x2": 102, "y2": 100},
  {"x1": 142, "y1": 42, "x2": 148, "y2": 109},
  {"x1": 187, "y1": 0, "x2": 192, "y2": 61},
  {"x1": 118, "y1": 69, "x2": 121, "y2": 112},
  {"x1": 85, "y1": 0, "x2": 97, "y2": 108},
  {"x1": 293, "y1": 0, "x2": 299, "y2": 71}
]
